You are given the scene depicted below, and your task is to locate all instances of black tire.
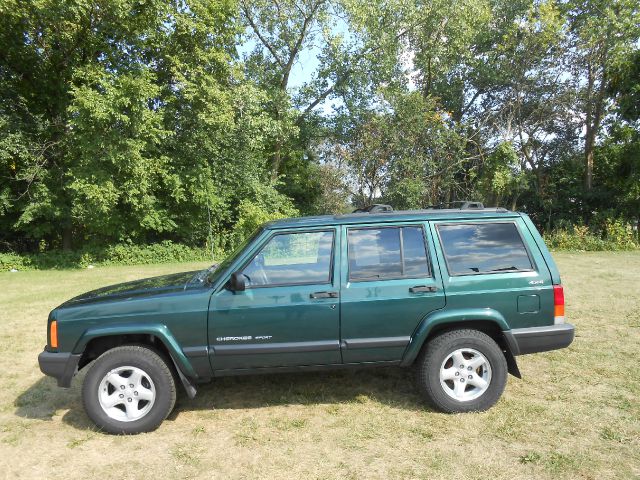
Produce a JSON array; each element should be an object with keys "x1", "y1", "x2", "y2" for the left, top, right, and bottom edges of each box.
[
  {"x1": 415, "y1": 329, "x2": 507, "y2": 413},
  {"x1": 82, "y1": 345, "x2": 176, "y2": 434}
]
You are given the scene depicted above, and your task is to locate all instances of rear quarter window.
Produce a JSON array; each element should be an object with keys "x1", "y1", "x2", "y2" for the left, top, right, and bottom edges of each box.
[{"x1": 437, "y1": 222, "x2": 533, "y2": 276}]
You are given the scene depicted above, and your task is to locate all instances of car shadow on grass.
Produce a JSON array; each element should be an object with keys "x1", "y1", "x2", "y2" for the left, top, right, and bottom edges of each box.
[
  {"x1": 13, "y1": 369, "x2": 97, "y2": 430},
  {"x1": 14, "y1": 366, "x2": 430, "y2": 431}
]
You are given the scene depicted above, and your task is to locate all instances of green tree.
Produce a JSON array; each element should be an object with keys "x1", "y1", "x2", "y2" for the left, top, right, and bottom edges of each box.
[
  {"x1": 329, "y1": 91, "x2": 467, "y2": 209},
  {"x1": 475, "y1": 142, "x2": 524, "y2": 209},
  {"x1": 566, "y1": 0, "x2": 640, "y2": 190},
  {"x1": 0, "y1": 0, "x2": 295, "y2": 251}
]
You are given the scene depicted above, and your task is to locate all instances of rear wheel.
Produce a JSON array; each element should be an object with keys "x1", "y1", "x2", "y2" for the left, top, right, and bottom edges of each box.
[
  {"x1": 415, "y1": 329, "x2": 507, "y2": 413},
  {"x1": 82, "y1": 345, "x2": 176, "y2": 434}
]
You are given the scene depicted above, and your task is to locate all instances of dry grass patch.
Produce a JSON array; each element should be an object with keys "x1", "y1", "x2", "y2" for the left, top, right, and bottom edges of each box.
[{"x1": 0, "y1": 254, "x2": 639, "y2": 479}]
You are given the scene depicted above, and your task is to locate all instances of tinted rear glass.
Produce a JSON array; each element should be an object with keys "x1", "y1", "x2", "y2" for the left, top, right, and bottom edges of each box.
[
  {"x1": 348, "y1": 226, "x2": 429, "y2": 280},
  {"x1": 402, "y1": 227, "x2": 430, "y2": 277},
  {"x1": 437, "y1": 223, "x2": 533, "y2": 275},
  {"x1": 348, "y1": 228, "x2": 402, "y2": 279}
]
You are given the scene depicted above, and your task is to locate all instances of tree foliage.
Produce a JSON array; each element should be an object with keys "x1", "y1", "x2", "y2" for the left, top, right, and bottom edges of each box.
[
  {"x1": 0, "y1": 0, "x2": 294, "y2": 251},
  {"x1": 0, "y1": 0, "x2": 638, "y2": 254}
]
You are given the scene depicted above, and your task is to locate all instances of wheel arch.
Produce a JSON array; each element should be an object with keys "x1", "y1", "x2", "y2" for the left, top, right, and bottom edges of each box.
[
  {"x1": 401, "y1": 309, "x2": 521, "y2": 378},
  {"x1": 74, "y1": 324, "x2": 200, "y2": 396}
]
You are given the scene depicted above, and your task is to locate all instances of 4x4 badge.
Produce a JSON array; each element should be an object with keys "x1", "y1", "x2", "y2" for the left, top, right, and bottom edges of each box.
[{"x1": 528, "y1": 280, "x2": 544, "y2": 285}]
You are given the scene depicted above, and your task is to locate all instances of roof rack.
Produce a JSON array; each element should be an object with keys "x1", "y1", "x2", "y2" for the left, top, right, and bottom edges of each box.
[
  {"x1": 352, "y1": 204, "x2": 394, "y2": 213},
  {"x1": 425, "y1": 201, "x2": 485, "y2": 210},
  {"x1": 353, "y1": 201, "x2": 491, "y2": 214}
]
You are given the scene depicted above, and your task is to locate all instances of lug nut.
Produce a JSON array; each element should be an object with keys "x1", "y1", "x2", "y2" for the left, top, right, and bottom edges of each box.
[
  {"x1": 134, "y1": 391, "x2": 138, "y2": 396},
  {"x1": 459, "y1": 365, "x2": 464, "y2": 369},
  {"x1": 467, "y1": 366, "x2": 473, "y2": 371},
  {"x1": 460, "y1": 378, "x2": 465, "y2": 383},
  {"x1": 120, "y1": 385, "x2": 125, "y2": 390},
  {"x1": 455, "y1": 371, "x2": 460, "y2": 376},
  {"x1": 127, "y1": 398, "x2": 132, "y2": 402},
  {"x1": 468, "y1": 375, "x2": 472, "y2": 379},
  {"x1": 129, "y1": 384, "x2": 134, "y2": 388},
  {"x1": 119, "y1": 394, "x2": 124, "y2": 398}
]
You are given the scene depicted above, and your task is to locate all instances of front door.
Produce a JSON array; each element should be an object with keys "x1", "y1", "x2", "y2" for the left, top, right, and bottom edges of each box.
[
  {"x1": 209, "y1": 228, "x2": 341, "y2": 372},
  {"x1": 339, "y1": 223, "x2": 446, "y2": 363}
]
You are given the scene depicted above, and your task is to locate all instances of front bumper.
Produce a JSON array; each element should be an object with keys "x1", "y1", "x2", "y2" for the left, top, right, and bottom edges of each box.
[
  {"x1": 38, "y1": 349, "x2": 81, "y2": 387},
  {"x1": 505, "y1": 323, "x2": 575, "y2": 355}
]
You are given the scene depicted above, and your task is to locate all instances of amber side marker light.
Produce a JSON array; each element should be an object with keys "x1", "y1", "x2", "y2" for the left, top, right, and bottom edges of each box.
[
  {"x1": 50, "y1": 320, "x2": 58, "y2": 349},
  {"x1": 553, "y1": 285, "x2": 565, "y2": 324}
]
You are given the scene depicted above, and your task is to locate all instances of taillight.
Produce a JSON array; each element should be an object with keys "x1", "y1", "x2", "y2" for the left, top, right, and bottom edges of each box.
[
  {"x1": 49, "y1": 320, "x2": 58, "y2": 349},
  {"x1": 553, "y1": 285, "x2": 565, "y2": 324}
]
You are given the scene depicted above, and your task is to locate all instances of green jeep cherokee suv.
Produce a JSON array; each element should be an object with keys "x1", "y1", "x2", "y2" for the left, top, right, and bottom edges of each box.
[{"x1": 38, "y1": 206, "x2": 574, "y2": 434}]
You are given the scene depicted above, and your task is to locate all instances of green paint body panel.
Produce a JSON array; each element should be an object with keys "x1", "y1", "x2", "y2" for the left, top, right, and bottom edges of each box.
[
  {"x1": 428, "y1": 217, "x2": 555, "y2": 331},
  {"x1": 41, "y1": 209, "x2": 573, "y2": 387},
  {"x1": 50, "y1": 276, "x2": 212, "y2": 378},
  {"x1": 520, "y1": 213, "x2": 562, "y2": 285},
  {"x1": 73, "y1": 323, "x2": 198, "y2": 377},
  {"x1": 338, "y1": 221, "x2": 445, "y2": 363},
  {"x1": 400, "y1": 308, "x2": 509, "y2": 367}
]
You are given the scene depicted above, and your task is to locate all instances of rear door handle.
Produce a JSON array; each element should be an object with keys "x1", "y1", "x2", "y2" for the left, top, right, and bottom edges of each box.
[
  {"x1": 310, "y1": 291, "x2": 339, "y2": 299},
  {"x1": 409, "y1": 285, "x2": 437, "y2": 293}
]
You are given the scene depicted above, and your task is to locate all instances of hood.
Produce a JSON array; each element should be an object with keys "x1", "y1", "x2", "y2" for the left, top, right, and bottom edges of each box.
[{"x1": 60, "y1": 270, "x2": 205, "y2": 307}]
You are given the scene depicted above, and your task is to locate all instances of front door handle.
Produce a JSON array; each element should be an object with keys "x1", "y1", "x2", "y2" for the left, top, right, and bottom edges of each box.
[
  {"x1": 409, "y1": 285, "x2": 437, "y2": 293},
  {"x1": 310, "y1": 291, "x2": 339, "y2": 299}
]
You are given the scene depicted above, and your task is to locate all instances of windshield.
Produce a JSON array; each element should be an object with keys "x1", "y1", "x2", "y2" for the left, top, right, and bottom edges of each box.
[{"x1": 199, "y1": 227, "x2": 264, "y2": 285}]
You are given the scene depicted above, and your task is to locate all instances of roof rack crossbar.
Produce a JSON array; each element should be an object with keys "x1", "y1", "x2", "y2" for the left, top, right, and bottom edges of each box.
[
  {"x1": 424, "y1": 201, "x2": 485, "y2": 210},
  {"x1": 352, "y1": 204, "x2": 394, "y2": 213}
]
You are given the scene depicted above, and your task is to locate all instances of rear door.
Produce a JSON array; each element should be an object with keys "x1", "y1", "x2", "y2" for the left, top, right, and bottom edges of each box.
[{"x1": 339, "y1": 222, "x2": 446, "y2": 363}]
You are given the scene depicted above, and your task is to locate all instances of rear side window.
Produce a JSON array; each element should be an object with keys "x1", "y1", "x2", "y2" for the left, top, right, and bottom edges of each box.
[
  {"x1": 437, "y1": 222, "x2": 533, "y2": 276},
  {"x1": 348, "y1": 226, "x2": 430, "y2": 281}
]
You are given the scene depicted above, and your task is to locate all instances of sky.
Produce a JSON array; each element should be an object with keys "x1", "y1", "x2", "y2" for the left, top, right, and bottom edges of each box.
[
  {"x1": 237, "y1": 37, "x2": 321, "y2": 90},
  {"x1": 237, "y1": 18, "x2": 351, "y2": 115}
]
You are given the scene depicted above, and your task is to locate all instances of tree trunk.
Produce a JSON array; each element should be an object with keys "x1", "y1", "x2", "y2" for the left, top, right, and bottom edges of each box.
[
  {"x1": 271, "y1": 104, "x2": 283, "y2": 180},
  {"x1": 271, "y1": 138, "x2": 282, "y2": 181},
  {"x1": 584, "y1": 127, "x2": 595, "y2": 190},
  {"x1": 583, "y1": 43, "x2": 608, "y2": 191},
  {"x1": 62, "y1": 227, "x2": 73, "y2": 251},
  {"x1": 510, "y1": 193, "x2": 520, "y2": 211},
  {"x1": 584, "y1": 60, "x2": 595, "y2": 191}
]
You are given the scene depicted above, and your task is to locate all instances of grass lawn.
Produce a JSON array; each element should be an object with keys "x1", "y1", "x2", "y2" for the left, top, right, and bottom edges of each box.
[{"x1": 0, "y1": 253, "x2": 638, "y2": 479}]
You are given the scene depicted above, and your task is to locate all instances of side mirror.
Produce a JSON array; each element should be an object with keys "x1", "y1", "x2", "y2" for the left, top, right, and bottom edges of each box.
[{"x1": 229, "y1": 271, "x2": 246, "y2": 292}]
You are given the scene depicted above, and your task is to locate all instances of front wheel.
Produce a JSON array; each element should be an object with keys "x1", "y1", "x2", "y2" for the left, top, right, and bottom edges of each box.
[
  {"x1": 415, "y1": 329, "x2": 507, "y2": 413},
  {"x1": 82, "y1": 346, "x2": 176, "y2": 434}
]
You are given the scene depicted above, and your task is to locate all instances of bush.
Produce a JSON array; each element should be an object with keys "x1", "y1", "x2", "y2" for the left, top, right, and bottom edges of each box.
[
  {"x1": 231, "y1": 200, "x2": 295, "y2": 246},
  {"x1": 544, "y1": 223, "x2": 640, "y2": 251},
  {"x1": 0, "y1": 241, "x2": 212, "y2": 271},
  {"x1": 100, "y1": 242, "x2": 211, "y2": 266},
  {"x1": 603, "y1": 218, "x2": 638, "y2": 250}
]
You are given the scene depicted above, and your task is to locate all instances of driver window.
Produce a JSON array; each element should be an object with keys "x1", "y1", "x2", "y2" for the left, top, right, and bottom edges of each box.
[{"x1": 242, "y1": 230, "x2": 334, "y2": 287}]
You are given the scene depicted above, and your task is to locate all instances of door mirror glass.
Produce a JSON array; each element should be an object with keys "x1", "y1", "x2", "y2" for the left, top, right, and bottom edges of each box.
[{"x1": 228, "y1": 271, "x2": 246, "y2": 291}]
